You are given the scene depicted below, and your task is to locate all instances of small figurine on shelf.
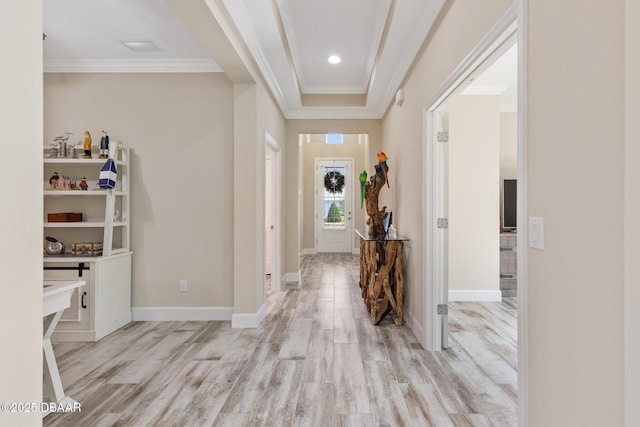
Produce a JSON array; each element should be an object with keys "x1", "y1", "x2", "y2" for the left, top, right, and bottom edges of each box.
[
  {"x1": 56, "y1": 175, "x2": 66, "y2": 189},
  {"x1": 53, "y1": 131, "x2": 72, "y2": 158},
  {"x1": 68, "y1": 144, "x2": 78, "y2": 159},
  {"x1": 83, "y1": 130, "x2": 92, "y2": 159},
  {"x1": 79, "y1": 176, "x2": 88, "y2": 190},
  {"x1": 48, "y1": 144, "x2": 59, "y2": 158},
  {"x1": 99, "y1": 130, "x2": 109, "y2": 159},
  {"x1": 44, "y1": 237, "x2": 65, "y2": 255},
  {"x1": 49, "y1": 172, "x2": 59, "y2": 188}
]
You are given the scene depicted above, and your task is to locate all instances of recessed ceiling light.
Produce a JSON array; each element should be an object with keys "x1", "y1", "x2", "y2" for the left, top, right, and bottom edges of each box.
[
  {"x1": 328, "y1": 55, "x2": 341, "y2": 64},
  {"x1": 121, "y1": 40, "x2": 160, "y2": 52}
]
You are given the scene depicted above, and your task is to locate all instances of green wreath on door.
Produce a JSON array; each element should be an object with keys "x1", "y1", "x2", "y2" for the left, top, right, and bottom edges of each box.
[{"x1": 324, "y1": 170, "x2": 345, "y2": 194}]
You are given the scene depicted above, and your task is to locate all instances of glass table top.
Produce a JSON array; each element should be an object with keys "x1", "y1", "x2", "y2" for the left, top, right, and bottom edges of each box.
[{"x1": 355, "y1": 229, "x2": 409, "y2": 242}]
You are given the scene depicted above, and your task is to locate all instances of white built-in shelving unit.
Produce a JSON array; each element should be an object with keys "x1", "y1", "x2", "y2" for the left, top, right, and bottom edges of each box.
[{"x1": 43, "y1": 142, "x2": 132, "y2": 342}]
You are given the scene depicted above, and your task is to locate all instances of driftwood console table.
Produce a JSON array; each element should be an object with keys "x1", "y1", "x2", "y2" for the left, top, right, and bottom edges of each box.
[{"x1": 356, "y1": 229, "x2": 408, "y2": 326}]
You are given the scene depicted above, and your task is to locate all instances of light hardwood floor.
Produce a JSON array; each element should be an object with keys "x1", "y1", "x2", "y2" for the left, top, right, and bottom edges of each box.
[{"x1": 44, "y1": 253, "x2": 517, "y2": 426}]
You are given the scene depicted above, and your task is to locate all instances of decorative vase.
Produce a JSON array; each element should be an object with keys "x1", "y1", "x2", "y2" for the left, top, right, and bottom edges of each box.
[{"x1": 44, "y1": 236, "x2": 65, "y2": 255}]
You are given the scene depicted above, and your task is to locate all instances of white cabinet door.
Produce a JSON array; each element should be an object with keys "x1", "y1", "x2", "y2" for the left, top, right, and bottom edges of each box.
[{"x1": 43, "y1": 263, "x2": 92, "y2": 331}]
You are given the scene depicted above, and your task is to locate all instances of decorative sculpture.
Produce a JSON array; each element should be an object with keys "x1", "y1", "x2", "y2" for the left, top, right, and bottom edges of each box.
[
  {"x1": 53, "y1": 131, "x2": 72, "y2": 158},
  {"x1": 359, "y1": 170, "x2": 367, "y2": 209},
  {"x1": 99, "y1": 159, "x2": 117, "y2": 189},
  {"x1": 83, "y1": 131, "x2": 92, "y2": 158},
  {"x1": 364, "y1": 163, "x2": 388, "y2": 239},
  {"x1": 44, "y1": 236, "x2": 65, "y2": 255},
  {"x1": 49, "y1": 172, "x2": 59, "y2": 187},
  {"x1": 377, "y1": 151, "x2": 389, "y2": 188},
  {"x1": 99, "y1": 130, "x2": 109, "y2": 159},
  {"x1": 358, "y1": 153, "x2": 405, "y2": 326}
]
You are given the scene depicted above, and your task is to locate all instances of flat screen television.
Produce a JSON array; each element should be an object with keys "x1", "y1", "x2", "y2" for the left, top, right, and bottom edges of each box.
[{"x1": 502, "y1": 179, "x2": 517, "y2": 230}]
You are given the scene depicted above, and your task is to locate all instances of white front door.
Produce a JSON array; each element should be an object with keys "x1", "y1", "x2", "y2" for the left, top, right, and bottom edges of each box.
[{"x1": 316, "y1": 159, "x2": 353, "y2": 253}]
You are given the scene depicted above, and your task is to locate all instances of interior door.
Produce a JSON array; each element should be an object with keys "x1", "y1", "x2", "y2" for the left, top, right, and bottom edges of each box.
[
  {"x1": 316, "y1": 159, "x2": 353, "y2": 253},
  {"x1": 265, "y1": 157, "x2": 273, "y2": 275},
  {"x1": 435, "y1": 111, "x2": 450, "y2": 349}
]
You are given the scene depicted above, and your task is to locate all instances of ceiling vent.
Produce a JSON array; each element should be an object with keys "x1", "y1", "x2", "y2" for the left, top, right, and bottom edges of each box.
[{"x1": 120, "y1": 40, "x2": 161, "y2": 52}]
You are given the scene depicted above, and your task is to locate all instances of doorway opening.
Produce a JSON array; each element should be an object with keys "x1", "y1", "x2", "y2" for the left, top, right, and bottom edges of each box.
[
  {"x1": 422, "y1": 6, "x2": 519, "y2": 352},
  {"x1": 265, "y1": 133, "x2": 282, "y2": 295},
  {"x1": 299, "y1": 133, "x2": 369, "y2": 255},
  {"x1": 422, "y1": 8, "x2": 523, "y2": 421}
]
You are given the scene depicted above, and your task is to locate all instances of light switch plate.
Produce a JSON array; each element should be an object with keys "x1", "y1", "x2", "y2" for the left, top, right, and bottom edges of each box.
[{"x1": 529, "y1": 217, "x2": 544, "y2": 249}]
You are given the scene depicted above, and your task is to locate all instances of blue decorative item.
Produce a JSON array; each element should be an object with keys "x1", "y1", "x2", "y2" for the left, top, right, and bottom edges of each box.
[{"x1": 99, "y1": 159, "x2": 117, "y2": 189}]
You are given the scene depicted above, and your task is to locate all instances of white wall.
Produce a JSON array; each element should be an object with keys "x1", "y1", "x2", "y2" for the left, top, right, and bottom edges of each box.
[
  {"x1": 526, "y1": 0, "x2": 625, "y2": 424},
  {"x1": 500, "y1": 112, "x2": 518, "y2": 180},
  {"x1": 44, "y1": 73, "x2": 236, "y2": 311},
  {"x1": 626, "y1": 1, "x2": 640, "y2": 424},
  {"x1": 446, "y1": 95, "x2": 501, "y2": 297},
  {"x1": 0, "y1": 3, "x2": 43, "y2": 426}
]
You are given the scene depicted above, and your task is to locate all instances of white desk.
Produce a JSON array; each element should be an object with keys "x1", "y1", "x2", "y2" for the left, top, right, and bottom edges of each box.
[{"x1": 43, "y1": 280, "x2": 85, "y2": 418}]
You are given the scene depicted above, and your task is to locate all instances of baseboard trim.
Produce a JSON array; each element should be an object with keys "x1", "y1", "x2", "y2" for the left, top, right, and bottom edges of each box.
[
  {"x1": 302, "y1": 248, "x2": 317, "y2": 255},
  {"x1": 404, "y1": 309, "x2": 425, "y2": 349},
  {"x1": 448, "y1": 290, "x2": 502, "y2": 302},
  {"x1": 131, "y1": 306, "x2": 233, "y2": 321},
  {"x1": 231, "y1": 303, "x2": 266, "y2": 328},
  {"x1": 352, "y1": 247, "x2": 360, "y2": 255},
  {"x1": 283, "y1": 272, "x2": 300, "y2": 283}
]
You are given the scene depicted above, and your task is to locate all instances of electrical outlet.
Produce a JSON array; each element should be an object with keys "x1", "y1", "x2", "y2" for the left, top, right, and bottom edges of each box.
[{"x1": 179, "y1": 279, "x2": 188, "y2": 292}]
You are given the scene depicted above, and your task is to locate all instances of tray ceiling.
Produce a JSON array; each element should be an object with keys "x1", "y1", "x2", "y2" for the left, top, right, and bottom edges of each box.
[{"x1": 43, "y1": 0, "x2": 446, "y2": 118}]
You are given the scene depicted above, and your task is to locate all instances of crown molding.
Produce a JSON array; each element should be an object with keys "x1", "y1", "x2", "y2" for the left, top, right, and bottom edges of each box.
[
  {"x1": 377, "y1": 0, "x2": 446, "y2": 118},
  {"x1": 461, "y1": 84, "x2": 509, "y2": 95},
  {"x1": 221, "y1": 0, "x2": 292, "y2": 119},
  {"x1": 43, "y1": 58, "x2": 223, "y2": 73}
]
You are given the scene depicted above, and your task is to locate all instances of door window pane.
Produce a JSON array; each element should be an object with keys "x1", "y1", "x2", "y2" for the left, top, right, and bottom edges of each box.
[{"x1": 323, "y1": 166, "x2": 346, "y2": 229}]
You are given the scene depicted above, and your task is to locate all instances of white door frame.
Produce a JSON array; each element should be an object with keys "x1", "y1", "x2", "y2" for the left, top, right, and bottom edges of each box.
[
  {"x1": 423, "y1": 0, "x2": 517, "y2": 350},
  {"x1": 422, "y1": 3, "x2": 528, "y2": 424},
  {"x1": 315, "y1": 157, "x2": 354, "y2": 253},
  {"x1": 265, "y1": 132, "x2": 282, "y2": 292}
]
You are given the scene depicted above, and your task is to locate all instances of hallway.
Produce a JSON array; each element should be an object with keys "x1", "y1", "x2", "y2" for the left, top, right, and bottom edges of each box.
[{"x1": 44, "y1": 254, "x2": 517, "y2": 426}]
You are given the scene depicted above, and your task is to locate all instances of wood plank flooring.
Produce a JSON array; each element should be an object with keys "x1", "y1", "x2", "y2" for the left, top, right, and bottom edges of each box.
[{"x1": 44, "y1": 253, "x2": 517, "y2": 426}]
